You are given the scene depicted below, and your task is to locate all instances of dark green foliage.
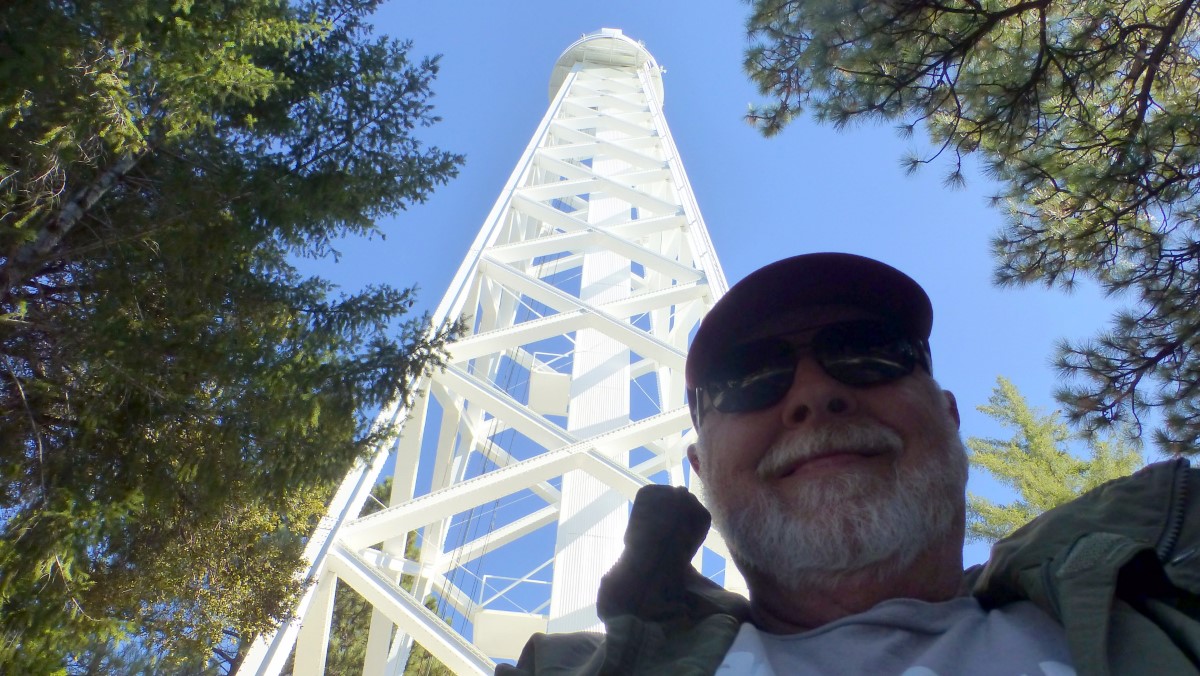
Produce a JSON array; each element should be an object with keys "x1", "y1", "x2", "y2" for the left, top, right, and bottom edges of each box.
[
  {"x1": 746, "y1": 0, "x2": 1200, "y2": 453},
  {"x1": 0, "y1": 0, "x2": 461, "y2": 670},
  {"x1": 967, "y1": 377, "x2": 1142, "y2": 542}
]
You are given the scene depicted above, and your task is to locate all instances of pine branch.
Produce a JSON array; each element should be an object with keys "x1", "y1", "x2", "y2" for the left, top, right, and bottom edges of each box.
[{"x1": 0, "y1": 152, "x2": 142, "y2": 305}]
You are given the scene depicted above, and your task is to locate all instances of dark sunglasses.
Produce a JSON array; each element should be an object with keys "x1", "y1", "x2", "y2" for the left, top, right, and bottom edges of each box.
[{"x1": 689, "y1": 320, "x2": 931, "y2": 427}]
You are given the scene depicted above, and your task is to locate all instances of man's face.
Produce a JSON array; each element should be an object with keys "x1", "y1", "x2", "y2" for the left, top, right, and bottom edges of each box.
[{"x1": 687, "y1": 306, "x2": 968, "y2": 588}]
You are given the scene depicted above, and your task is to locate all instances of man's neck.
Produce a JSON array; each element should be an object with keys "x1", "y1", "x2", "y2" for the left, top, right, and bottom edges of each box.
[{"x1": 743, "y1": 540, "x2": 964, "y2": 634}]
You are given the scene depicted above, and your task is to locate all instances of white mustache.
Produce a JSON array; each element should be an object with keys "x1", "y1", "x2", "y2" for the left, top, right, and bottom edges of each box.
[{"x1": 756, "y1": 423, "x2": 904, "y2": 479}]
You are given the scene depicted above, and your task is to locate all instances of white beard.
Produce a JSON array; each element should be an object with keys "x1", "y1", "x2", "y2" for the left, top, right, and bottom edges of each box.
[{"x1": 702, "y1": 421, "x2": 968, "y2": 590}]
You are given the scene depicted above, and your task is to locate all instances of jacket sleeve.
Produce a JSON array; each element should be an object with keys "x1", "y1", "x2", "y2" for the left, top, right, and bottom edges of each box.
[
  {"x1": 973, "y1": 458, "x2": 1200, "y2": 675},
  {"x1": 495, "y1": 631, "x2": 605, "y2": 676},
  {"x1": 596, "y1": 484, "x2": 714, "y2": 623},
  {"x1": 496, "y1": 484, "x2": 747, "y2": 675}
]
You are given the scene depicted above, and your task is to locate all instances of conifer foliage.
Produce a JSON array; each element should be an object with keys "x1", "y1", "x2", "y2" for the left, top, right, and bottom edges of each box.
[
  {"x1": 966, "y1": 378, "x2": 1143, "y2": 542},
  {"x1": 0, "y1": 0, "x2": 461, "y2": 669},
  {"x1": 746, "y1": 0, "x2": 1200, "y2": 453}
]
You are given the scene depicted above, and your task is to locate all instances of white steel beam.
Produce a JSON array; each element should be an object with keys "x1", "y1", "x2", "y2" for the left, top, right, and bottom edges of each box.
[
  {"x1": 555, "y1": 113, "x2": 651, "y2": 138},
  {"x1": 446, "y1": 280, "x2": 702, "y2": 366},
  {"x1": 341, "y1": 442, "x2": 584, "y2": 550},
  {"x1": 479, "y1": 258, "x2": 687, "y2": 368},
  {"x1": 246, "y1": 29, "x2": 731, "y2": 675},
  {"x1": 445, "y1": 309, "x2": 591, "y2": 363},
  {"x1": 341, "y1": 406, "x2": 690, "y2": 550},
  {"x1": 291, "y1": 572, "x2": 337, "y2": 676},
  {"x1": 436, "y1": 364, "x2": 577, "y2": 452},
  {"x1": 487, "y1": 229, "x2": 598, "y2": 263},
  {"x1": 541, "y1": 138, "x2": 664, "y2": 170},
  {"x1": 327, "y1": 545, "x2": 494, "y2": 676}
]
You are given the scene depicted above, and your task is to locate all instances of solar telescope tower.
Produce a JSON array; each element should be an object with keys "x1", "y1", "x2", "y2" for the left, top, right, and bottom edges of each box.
[{"x1": 242, "y1": 28, "x2": 742, "y2": 675}]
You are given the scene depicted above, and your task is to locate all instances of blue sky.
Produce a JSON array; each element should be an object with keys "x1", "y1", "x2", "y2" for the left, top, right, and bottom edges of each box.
[{"x1": 316, "y1": 2, "x2": 1141, "y2": 566}]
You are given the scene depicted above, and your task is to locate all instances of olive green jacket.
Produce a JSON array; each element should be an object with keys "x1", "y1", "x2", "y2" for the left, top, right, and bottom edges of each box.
[{"x1": 497, "y1": 459, "x2": 1200, "y2": 675}]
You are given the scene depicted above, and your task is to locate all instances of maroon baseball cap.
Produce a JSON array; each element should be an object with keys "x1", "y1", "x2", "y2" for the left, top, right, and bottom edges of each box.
[{"x1": 685, "y1": 253, "x2": 933, "y2": 389}]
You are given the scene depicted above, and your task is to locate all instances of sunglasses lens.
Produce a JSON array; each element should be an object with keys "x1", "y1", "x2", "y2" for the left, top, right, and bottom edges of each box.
[
  {"x1": 700, "y1": 321, "x2": 924, "y2": 417},
  {"x1": 814, "y1": 321, "x2": 919, "y2": 385},
  {"x1": 705, "y1": 340, "x2": 796, "y2": 413}
]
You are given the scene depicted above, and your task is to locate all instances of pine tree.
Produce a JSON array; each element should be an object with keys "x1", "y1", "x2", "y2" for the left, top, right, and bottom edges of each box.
[
  {"x1": 745, "y1": 0, "x2": 1200, "y2": 454},
  {"x1": 967, "y1": 377, "x2": 1143, "y2": 543},
  {"x1": 0, "y1": 0, "x2": 461, "y2": 669}
]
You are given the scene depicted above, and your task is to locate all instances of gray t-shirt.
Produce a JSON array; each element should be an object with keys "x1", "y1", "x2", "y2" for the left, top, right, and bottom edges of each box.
[{"x1": 716, "y1": 596, "x2": 1075, "y2": 675}]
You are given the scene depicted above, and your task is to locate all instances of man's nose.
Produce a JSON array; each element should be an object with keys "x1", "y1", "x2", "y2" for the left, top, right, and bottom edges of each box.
[{"x1": 779, "y1": 358, "x2": 858, "y2": 427}]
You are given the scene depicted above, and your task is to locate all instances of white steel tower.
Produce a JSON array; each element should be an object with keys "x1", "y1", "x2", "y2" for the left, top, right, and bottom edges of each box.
[{"x1": 242, "y1": 28, "x2": 740, "y2": 675}]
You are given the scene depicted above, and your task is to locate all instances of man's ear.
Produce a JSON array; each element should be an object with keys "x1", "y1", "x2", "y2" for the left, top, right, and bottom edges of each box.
[
  {"x1": 686, "y1": 443, "x2": 702, "y2": 478},
  {"x1": 943, "y1": 390, "x2": 960, "y2": 429}
]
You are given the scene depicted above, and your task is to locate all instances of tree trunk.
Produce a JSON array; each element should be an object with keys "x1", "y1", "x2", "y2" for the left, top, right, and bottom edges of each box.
[{"x1": 1, "y1": 152, "x2": 141, "y2": 304}]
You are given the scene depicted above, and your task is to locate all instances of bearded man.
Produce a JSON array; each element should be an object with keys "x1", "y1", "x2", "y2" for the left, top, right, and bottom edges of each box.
[{"x1": 498, "y1": 253, "x2": 1200, "y2": 676}]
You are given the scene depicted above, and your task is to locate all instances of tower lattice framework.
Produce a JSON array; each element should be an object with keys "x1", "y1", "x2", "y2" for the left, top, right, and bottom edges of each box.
[{"x1": 242, "y1": 28, "x2": 742, "y2": 675}]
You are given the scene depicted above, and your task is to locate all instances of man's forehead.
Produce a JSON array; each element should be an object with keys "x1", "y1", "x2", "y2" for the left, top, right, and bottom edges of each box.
[{"x1": 740, "y1": 305, "x2": 883, "y2": 343}]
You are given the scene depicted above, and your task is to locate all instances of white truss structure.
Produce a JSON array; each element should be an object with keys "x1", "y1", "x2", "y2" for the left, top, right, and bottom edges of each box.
[{"x1": 241, "y1": 28, "x2": 742, "y2": 675}]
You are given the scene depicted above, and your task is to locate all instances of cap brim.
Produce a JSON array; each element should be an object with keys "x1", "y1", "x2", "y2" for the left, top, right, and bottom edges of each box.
[{"x1": 686, "y1": 253, "x2": 932, "y2": 388}]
